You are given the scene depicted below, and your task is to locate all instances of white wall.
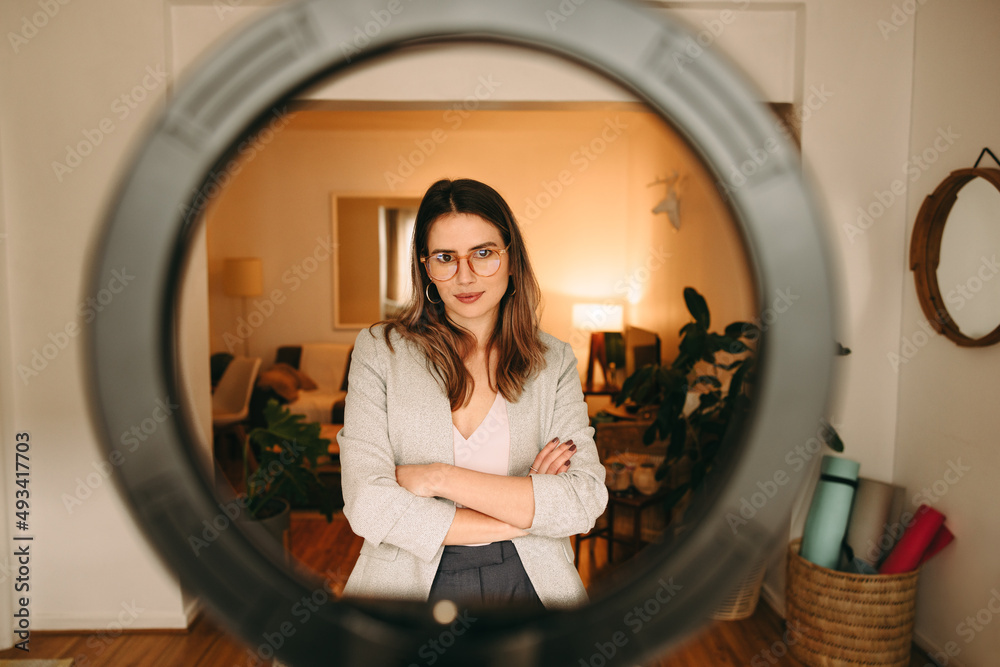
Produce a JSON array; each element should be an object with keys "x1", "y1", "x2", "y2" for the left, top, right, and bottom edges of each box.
[
  {"x1": 0, "y1": 0, "x2": 202, "y2": 635},
  {"x1": 894, "y1": 2, "x2": 1000, "y2": 665},
  {"x1": 0, "y1": 130, "x2": 17, "y2": 649},
  {"x1": 796, "y1": 0, "x2": 917, "y2": 484}
]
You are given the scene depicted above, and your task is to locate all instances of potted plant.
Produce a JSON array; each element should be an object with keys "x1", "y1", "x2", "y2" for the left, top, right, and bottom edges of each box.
[
  {"x1": 240, "y1": 400, "x2": 339, "y2": 542},
  {"x1": 614, "y1": 287, "x2": 848, "y2": 620},
  {"x1": 614, "y1": 287, "x2": 760, "y2": 515}
]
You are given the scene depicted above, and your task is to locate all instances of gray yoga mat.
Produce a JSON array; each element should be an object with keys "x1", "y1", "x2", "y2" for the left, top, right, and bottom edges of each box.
[
  {"x1": 846, "y1": 477, "x2": 906, "y2": 567},
  {"x1": 882, "y1": 484, "x2": 909, "y2": 564}
]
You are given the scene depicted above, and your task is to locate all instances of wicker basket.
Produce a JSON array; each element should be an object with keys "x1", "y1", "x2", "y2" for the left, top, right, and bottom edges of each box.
[
  {"x1": 785, "y1": 539, "x2": 920, "y2": 667},
  {"x1": 711, "y1": 559, "x2": 767, "y2": 621}
]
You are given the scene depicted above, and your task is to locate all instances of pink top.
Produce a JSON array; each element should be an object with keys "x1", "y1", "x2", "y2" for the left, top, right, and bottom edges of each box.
[{"x1": 453, "y1": 392, "x2": 511, "y2": 545}]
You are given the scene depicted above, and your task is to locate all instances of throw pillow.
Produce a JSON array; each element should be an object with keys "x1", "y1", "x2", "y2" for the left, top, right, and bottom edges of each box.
[
  {"x1": 277, "y1": 363, "x2": 318, "y2": 391},
  {"x1": 257, "y1": 366, "x2": 300, "y2": 402}
]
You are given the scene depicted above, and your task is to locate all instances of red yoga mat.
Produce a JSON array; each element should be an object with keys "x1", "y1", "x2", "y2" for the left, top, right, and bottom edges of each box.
[{"x1": 879, "y1": 504, "x2": 954, "y2": 574}]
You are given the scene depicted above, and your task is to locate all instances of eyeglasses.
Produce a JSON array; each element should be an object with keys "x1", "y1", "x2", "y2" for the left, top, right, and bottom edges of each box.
[{"x1": 420, "y1": 246, "x2": 508, "y2": 281}]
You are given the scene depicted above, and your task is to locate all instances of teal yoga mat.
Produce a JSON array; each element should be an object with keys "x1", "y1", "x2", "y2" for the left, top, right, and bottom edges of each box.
[{"x1": 799, "y1": 455, "x2": 860, "y2": 569}]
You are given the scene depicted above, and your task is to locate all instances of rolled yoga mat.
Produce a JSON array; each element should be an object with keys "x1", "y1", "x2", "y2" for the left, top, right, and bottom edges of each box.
[
  {"x1": 845, "y1": 478, "x2": 905, "y2": 568},
  {"x1": 881, "y1": 484, "x2": 909, "y2": 561},
  {"x1": 799, "y1": 455, "x2": 861, "y2": 569},
  {"x1": 879, "y1": 504, "x2": 955, "y2": 574}
]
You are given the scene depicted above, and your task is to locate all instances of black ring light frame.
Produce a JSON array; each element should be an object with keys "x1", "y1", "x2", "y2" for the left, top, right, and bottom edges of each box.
[{"x1": 86, "y1": 1, "x2": 835, "y2": 665}]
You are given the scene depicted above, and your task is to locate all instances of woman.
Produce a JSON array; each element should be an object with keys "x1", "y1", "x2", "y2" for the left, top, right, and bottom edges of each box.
[{"x1": 338, "y1": 178, "x2": 607, "y2": 610}]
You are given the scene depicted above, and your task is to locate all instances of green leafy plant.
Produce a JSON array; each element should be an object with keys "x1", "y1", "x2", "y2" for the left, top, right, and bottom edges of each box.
[
  {"x1": 243, "y1": 400, "x2": 338, "y2": 522},
  {"x1": 614, "y1": 287, "x2": 759, "y2": 511},
  {"x1": 614, "y1": 288, "x2": 849, "y2": 514}
]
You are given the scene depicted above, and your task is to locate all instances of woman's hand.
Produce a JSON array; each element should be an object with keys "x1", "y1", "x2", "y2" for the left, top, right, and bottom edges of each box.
[
  {"x1": 396, "y1": 463, "x2": 448, "y2": 497},
  {"x1": 529, "y1": 437, "x2": 576, "y2": 475}
]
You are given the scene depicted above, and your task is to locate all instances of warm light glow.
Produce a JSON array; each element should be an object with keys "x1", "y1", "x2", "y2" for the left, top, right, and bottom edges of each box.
[
  {"x1": 572, "y1": 303, "x2": 624, "y2": 332},
  {"x1": 222, "y1": 257, "x2": 263, "y2": 297}
]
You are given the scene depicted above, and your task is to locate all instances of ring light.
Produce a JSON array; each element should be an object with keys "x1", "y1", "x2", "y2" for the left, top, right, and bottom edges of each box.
[{"x1": 86, "y1": 1, "x2": 836, "y2": 664}]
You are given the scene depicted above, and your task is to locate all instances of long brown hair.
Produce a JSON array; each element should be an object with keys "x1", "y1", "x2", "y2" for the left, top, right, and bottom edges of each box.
[{"x1": 374, "y1": 178, "x2": 547, "y2": 410}]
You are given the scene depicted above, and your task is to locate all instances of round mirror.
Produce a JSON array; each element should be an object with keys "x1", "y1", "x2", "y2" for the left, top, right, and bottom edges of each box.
[
  {"x1": 86, "y1": 1, "x2": 836, "y2": 665},
  {"x1": 911, "y1": 168, "x2": 1000, "y2": 346}
]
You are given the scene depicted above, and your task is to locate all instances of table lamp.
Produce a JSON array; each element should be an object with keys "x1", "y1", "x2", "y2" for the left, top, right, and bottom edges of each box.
[
  {"x1": 222, "y1": 257, "x2": 263, "y2": 356},
  {"x1": 572, "y1": 303, "x2": 625, "y2": 390}
]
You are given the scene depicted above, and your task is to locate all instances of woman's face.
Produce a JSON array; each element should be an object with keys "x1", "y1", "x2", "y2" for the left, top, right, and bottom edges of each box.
[{"x1": 424, "y1": 212, "x2": 510, "y2": 334}]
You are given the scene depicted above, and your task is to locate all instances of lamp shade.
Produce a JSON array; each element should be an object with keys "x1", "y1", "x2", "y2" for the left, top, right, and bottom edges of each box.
[
  {"x1": 572, "y1": 303, "x2": 624, "y2": 332},
  {"x1": 222, "y1": 258, "x2": 263, "y2": 297}
]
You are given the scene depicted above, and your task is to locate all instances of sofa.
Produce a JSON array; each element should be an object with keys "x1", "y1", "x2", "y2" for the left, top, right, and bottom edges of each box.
[{"x1": 269, "y1": 343, "x2": 354, "y2": 424}]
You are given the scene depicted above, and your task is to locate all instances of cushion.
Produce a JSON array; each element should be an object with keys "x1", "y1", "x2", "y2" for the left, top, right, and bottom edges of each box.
[
  {"x1": 256, "y1": 363, "x2": 319, "y2": 402},
  {"x1": 275, "y1": 362, "x2": 318, "y2": 391},
  {"x1": 256, "y1": 368, "x2": 298, "y2": 402}
]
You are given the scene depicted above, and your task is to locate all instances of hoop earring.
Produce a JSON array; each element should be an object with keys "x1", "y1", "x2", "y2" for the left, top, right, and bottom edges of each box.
[
  {"x1": 425, "y1": 283, "x2": 442, "y2": 304},
  {"x1": 507, "y1": 281, "x2": 516, "y2": 297}
]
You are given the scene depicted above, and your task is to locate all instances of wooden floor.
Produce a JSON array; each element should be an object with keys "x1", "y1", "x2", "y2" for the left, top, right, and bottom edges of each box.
[{"x1": 0, "y1": 511, "x2": 933, "y2": 666}]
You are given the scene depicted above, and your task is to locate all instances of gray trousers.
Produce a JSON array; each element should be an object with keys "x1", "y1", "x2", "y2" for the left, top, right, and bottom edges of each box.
[{"x1": 428, "y1": 540, "x2": 544, "y2": 609}]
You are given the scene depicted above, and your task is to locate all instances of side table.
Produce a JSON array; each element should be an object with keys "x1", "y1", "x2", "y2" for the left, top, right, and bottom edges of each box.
[
  {"x1": 575, "y1": 486, "x2": 671, "y2": 566},
  {"x1": 317, "y1": 423, "x2": 344, "y2": 509}
]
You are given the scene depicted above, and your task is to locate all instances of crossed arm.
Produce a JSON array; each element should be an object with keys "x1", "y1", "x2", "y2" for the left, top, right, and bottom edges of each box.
[
  {"x1": 341, "y1": 329, "x2": 606, "y2": 557},
  {"x1": 396, "y1": 437, "x2": 577, "y2": 544}
]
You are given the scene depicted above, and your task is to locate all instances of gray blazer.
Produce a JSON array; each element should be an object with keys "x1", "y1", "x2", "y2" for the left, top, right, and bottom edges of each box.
[{"x1": 338, "y1": 324, "x2": 608, "y2": 609}]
